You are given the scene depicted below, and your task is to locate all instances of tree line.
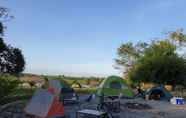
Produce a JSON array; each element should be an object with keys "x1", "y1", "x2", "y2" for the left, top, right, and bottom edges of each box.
[{"x1": 115, "y1": 29, "x2": 186, "y2": 89}]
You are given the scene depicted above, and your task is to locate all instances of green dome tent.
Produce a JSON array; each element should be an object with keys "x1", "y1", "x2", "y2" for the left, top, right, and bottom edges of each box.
[{"x1": 97, "y1": 76, "x2": 134, "y2": 97}]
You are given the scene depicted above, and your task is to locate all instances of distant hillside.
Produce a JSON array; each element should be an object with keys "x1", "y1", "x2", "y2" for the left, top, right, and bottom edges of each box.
[
  {"x1": 19, "y1": 73, "x2": 105, "y2": 87},
  {"x1": 19, "y1": 73, "x2": 44, "y2": 83}
]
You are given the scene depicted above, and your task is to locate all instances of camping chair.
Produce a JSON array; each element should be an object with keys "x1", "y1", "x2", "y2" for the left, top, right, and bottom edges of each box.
[
  {"x1": 79, "y1": 94, "x2": 120, "y2": 118},
  {"x1": 97, "y1": 95, "x2": 121, "y2": 113},
  {"x1": 79, "y1": 94, "x2": 100, "y2": 110},
  {"x1": 98, "y1": 95, "x2": 121, "y2": 118}
]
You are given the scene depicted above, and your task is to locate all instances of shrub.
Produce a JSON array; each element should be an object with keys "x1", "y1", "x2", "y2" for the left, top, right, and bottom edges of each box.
[
  {"x1": 0, "y1": 74, "x2": 20, "y2": 101},
  {"x1": 28, "y1": 81, "x2": 36, "y2": 88}
]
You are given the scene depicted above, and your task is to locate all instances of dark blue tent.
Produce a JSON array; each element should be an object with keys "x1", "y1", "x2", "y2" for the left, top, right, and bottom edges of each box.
[{"x1": 145, "y1": 86, "x2": 173, "y2": 101}]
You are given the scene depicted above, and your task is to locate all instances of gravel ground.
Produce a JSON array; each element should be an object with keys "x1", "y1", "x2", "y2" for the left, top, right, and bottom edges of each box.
[
  {"x1": 64, "y1": 95, "x2": 186, "y2": 118},
  {"x1": 118, "y1": 98, "x2": 186, "y2": 118},
  {"x1": 1, "y1": 95, "x2": 186, "y2": 118}
]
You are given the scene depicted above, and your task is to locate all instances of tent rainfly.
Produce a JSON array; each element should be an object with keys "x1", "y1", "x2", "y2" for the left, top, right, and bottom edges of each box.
[
  {"x1": 48, "y1": 80, "x2": 62, "y2": 94},
  {"x1": 97, "y1": 76, "x2": 134, "y2": 97},
  {"x1": 24, "y1": 89, "x2": 64, "y2": 118}
]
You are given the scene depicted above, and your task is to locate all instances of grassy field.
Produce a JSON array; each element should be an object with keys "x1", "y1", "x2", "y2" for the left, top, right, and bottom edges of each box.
[
  {"x1": 0, "y1": 74, "x2": 102, "y2": 105},
  {"x1": 2, "y1": 74, "x2": 186, "y2": 106},
  {"x1": 45, "y1": 75, "x2": 104, "y2": 85}
]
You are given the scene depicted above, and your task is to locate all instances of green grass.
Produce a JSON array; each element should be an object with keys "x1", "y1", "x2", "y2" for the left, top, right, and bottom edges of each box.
[
  {"x1": 74, "y1": 87, "x2": 97, "y2": 94},
  {"x1": 45, "y1": 75, "x2": 104, "y2": 86}
]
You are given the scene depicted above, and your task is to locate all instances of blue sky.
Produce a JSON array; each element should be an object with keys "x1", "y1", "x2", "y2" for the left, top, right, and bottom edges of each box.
[{"x1": 1, "y1": 0, "x2": 186, "y2": 76}]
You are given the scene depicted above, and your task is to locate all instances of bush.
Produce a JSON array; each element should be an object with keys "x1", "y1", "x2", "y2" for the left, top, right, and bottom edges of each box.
[
  {"x1": 0, "y1": 74, "x2": 20, "y2": 101},
  {"x1": 28, "y1": 81, "x2": 36, "y2": 88}
]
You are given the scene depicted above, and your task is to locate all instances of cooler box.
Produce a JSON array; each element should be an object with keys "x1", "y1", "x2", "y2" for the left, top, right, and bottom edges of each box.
[
  {"x1": 176, "y1": 98, "x2": 184, "y2": 105},
  {"x1": 170, "y1": 97, "x2": 184, "y2": 105}
]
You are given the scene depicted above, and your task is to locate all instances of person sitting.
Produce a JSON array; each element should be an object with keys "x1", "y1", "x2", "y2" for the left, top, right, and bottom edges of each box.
[{"x1": 135, "y1": 86, "x2": 145, "y2": 98}]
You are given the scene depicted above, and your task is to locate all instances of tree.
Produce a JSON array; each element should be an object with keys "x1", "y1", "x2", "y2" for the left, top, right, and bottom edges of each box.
[
  {"x1": 0, "y1": 7, "x2": 25, "y2": 75},
  {"x1": 129, "y1": 40, "x2": 186, "y2": 86},
  {"x1": 116, "y1": 29, "x2": 186, "y2": 87},
  {"x1": 9, "y1": 47, "x2": 25, "y2": 74},
  {"x1": 0, "y1": 22, "x2": 3, "y2": 35},
  {"x1": 169, "y1": 29, "x2": 186, "y2": 45},
  {"x1": 0, "y1": 6, "x2": 12, "y2": 35},
  {"x1": 0, "y1": 7, "x2": 23, "y2": 102},
  {"x1": 115, "y1": 42, "x2": 148, "y2": 73}
]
